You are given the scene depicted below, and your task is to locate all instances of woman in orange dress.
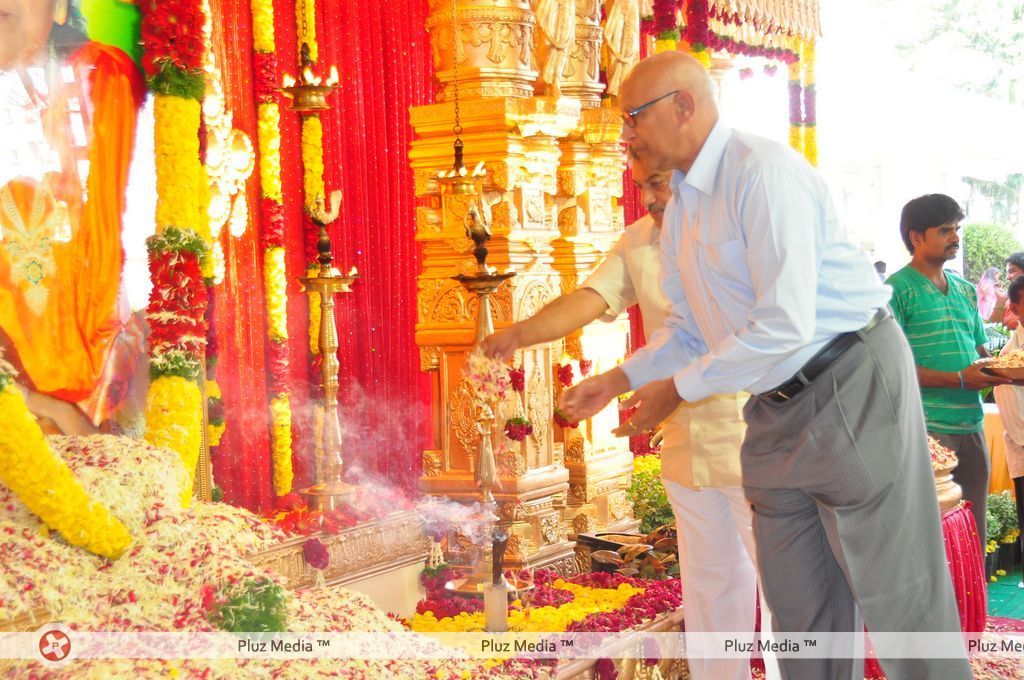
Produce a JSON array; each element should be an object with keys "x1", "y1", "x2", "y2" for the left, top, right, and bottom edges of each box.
[{"x1": 0, "y1": 0, "x2": 145, "y2": 425}]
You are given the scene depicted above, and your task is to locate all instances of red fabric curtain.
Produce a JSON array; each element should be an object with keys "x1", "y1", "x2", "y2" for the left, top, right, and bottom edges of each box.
[
  {"x1": 279, "y1": 0, "x2": 435, "y2": 498},
  {"x1": 207, "y1": 0, "x2": 274, "y2": 510},
  {"x1": 315, "y1": 0, "x2": 434, "y2": 492},
  {"x1": 209, "y1": 0, "x2": 433, "y2": 511}
]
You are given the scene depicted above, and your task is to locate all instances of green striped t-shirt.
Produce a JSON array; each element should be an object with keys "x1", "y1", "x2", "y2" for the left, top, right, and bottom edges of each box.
[{"x1": 888, "y1": 266, "x2": 987, "y2": 434}]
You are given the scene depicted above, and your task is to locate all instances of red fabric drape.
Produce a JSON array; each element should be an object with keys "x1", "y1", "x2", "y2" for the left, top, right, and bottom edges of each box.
[
  {"x1": 205, "y1": 0, "x2": 433, "y2": 510},
  {"x1": 275, "y1": 0, "x2": 434, "y2": 497},
  {"x1": 311, "y1": 0, "x2": 434, "y2": 491},
  {"x1": 207, "y1": 0, "x2": 274, "y2": 510}
]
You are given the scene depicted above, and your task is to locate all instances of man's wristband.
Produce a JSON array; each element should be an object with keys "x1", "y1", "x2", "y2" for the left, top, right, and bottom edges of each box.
[{"x1": 957, "y1": 371, "x2": 965, "y2": 390}]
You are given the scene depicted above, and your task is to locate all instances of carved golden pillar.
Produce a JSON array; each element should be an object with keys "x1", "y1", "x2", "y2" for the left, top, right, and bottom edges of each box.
[
  {"x1": 411, "y1": 96, "x2": 580, "y2": 575},
  {"x1": 560, "y1": 0, "x2": 604, "y2": 108},
  {"x1": 414, "y1": 0, "x2": 641, "y2": 576},
  {"x1": 425, "y1": 0, "x2": 538, "y2": 101},
  {"x1": 552, "y1": 105, "x2": 638, "y2": 538}
]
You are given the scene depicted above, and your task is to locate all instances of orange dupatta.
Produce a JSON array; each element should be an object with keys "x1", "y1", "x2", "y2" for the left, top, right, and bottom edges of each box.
[{"x1": 0, "y1": 43, "x2": 145, "y2": 405}]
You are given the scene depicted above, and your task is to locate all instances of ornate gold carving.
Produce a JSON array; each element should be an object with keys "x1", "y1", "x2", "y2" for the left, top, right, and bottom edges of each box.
[
  {"x1": 540, "y1": 513, "x2": 561, "y2": 544},
  {"x1": 498, "y1": 500, "x2": 527, "y2": 521},
  {"x1": 249, "y1": 511, "x2": 430, "y2": 590},
  {"x1": 563, "y1": 334, "x2": 583, "y2": 358},
  {"x1": 608, "y1": 490, "x2": 630, "y2": 521},
  {"x1": 574, "y1": 545, "x2": 592, "y2": 574},
  {"x1": 560, "y1": 0, "x2": 603, "y2": 106},
  {"x1": 515, "y1": 278, "x2": 554, "y2": 321},
  {"x1": 522, "y1": 187, "x2": 548, "y2": 228},
  {"x1": 489, "y1": 162, "x2": 513, "y2": 192},
  {"x1": 526, "y1": 365, "x2": 549, "y2": 445},
  {"x1": 505, "y1": 534, "x2": 526, "y2": 562},
  {"x1": 498, "y1": 444, "x2": 528, "y2": 477},
  {"x1": 422, "y1": 449, "x2": 443, "y2": 477},
  {"x1": 420, "y1": 346, "x2": 441, "y2": 371},
  {"x1": 425, "y1": 0, "x2": 538, "y2": 101},
  {"x1": 572, "y1": 511, "x2": 594, "y2": 535},
  {"x1": 548, "y1": 555, "x2": 578, "y2": 578},
  {"x1": 416, "y1": 206, "x2": 443, "y2": 235},
  {"x1": 564, "y1": 432, "x2": 585, "y2": 463},
  {"x1": 450, "y1": 379, "x2": 483, "y2": 456},
  {"x1": 569, "y1": 482, "x2": 587, "y2": 505}
]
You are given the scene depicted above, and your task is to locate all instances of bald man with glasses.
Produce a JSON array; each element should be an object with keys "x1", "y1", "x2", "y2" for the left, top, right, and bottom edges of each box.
[{"x1": 560, "y1": 52, "x2": 970, "y2": 680}]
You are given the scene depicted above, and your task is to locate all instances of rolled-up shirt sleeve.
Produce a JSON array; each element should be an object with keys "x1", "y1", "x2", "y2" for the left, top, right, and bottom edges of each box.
[{"x1": 581, "y1": 235, "x2": 636, "y2": 322}]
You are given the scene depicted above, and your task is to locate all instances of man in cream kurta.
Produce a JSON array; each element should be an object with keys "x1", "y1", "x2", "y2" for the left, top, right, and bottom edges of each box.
[{"x1": 483, "y1": 157, "x2": 777, "y2": 680}]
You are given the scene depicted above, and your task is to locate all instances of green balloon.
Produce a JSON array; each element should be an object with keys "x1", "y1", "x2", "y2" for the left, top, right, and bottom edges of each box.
[{"x1": 80, "y1": 0, "x2": 143, "y2": 68}]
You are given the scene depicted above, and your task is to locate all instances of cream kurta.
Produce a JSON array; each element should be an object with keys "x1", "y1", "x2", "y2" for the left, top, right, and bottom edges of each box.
[{"x1": 582, "y1": 215, "x2": 745, "y2": 488}]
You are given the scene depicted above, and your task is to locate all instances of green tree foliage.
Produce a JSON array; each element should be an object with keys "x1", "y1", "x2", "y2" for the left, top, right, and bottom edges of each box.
[
  {"x1": 962, "y1": 223, "x2": 1023, "y2": 281},
  {"x1": 896, "y1": 0, "x2": 1024, "y2": 103}
]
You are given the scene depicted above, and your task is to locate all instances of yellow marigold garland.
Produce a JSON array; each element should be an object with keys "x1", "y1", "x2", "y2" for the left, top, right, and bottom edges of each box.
[
  {"x1": 300, "y1": 116, "x2": 325, "y2": 357},
  {"x1": 678, "y1": 39, "x2": 711, "y2": 69},
  {"x1": 270, "y1": 395, "x2": 294, "y2": 496},
  {"x1": 251, "y1": 0, "x2": 275, "y2": 53},
  {"x1": 301, "y1": 116, "x2": 326, "y2": 211},
  {"x1": 410, "y1": 579, "x2": 643, "y2": 633},
  {"x1": 654, "y1": 38, "x2": 676, "y2": 54},
  {"x1": 801, "y1": 40, "x2": 817, "y2": 167},
  {"x1": 0, "y1": 385, "x2": 133, "y2": 559},
  {"x1": 153, "y1": 96, "x2": 211, "y2": 246},
  {"x1": 257, "y1": 104, "x2": 283, "y2": 202},
  {"x1": 264, "y1": 247, "x2": 289, "y2": 341},
  {"x1": 145, "y1": 375, "x2": 204, "y2": 508}
]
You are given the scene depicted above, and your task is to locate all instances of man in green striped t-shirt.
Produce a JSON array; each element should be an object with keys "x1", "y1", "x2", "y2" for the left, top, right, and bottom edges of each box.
[{"x1": 889, "y1": 193, "x2": 1011, "y2": 552}]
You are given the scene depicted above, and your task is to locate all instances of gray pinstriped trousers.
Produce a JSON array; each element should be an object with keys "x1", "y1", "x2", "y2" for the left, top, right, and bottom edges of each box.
[{"x1": 741, "y1": 316, "x2": 972, "y2": 680}]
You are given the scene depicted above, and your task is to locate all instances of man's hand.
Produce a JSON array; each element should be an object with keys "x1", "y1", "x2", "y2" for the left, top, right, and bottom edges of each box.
[
  {"x1": 963, "y1": 362, "x2": 1013, "y2": 389},
  {"x1": 559, "y1": 368, "x2": 631, "y2": 422},
  {"x1": 611, "y1": 378, "x2": 683, "y2": 438},
  {"x1": 480, "y1": 326, "x2": 522, "y2": 362}
]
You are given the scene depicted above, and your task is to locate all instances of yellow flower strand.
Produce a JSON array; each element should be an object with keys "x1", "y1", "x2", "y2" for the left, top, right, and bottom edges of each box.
[
  {"x1": 264, "y1": 247, "x2": 289, "y2": 342},
  {"x1": 409, "y1": 580, "x2": 643, "y2": 634},
  {"x1": 153, "y1": 95, "x2": 211, "y2": 244},
  {"x1": 654, "y1": 38, "x2": 676, "y2": 55},
  {"x1": 0, "y1": 386, "x2": 132, "y2": 559},
  {"x1": 307, "y1": 264, "x2": 322, "y2": 356},
  {"x1": 301, "y1": 116, "x2": 326, "y2": 211},
  {"x1": 145, "y1": 375, "x2": 204, "y2": 508},
  {"x1": 801, "y1": 40, "x2": 817, "y2": 167},
  {"x1": 257, "y1": 103, "x2": 284, "y2": 202},
  {"x1": 270, "y1": 395, "x2": 294, "y2": 495},
  {"x1": 251, "y1": 0, "x2": 275, "y2": 53}
]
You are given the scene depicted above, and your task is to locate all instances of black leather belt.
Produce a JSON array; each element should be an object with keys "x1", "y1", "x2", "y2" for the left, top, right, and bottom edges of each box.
[{"x1": 761, "y1": 307, "x2": 891, "y2": 403}]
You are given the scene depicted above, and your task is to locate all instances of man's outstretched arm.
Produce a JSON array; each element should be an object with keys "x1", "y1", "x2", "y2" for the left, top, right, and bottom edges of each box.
[{"x1": 481, "y1": 288, "x2": 611, "y2": 361}]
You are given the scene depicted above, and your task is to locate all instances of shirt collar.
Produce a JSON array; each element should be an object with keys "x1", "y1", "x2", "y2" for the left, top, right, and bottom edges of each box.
[{"x1": 670, "y1": 119, "x2": 732, "y2": 197}]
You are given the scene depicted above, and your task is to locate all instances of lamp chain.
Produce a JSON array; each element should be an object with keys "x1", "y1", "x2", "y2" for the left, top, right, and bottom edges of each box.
[{"x1": 450, "y1": 0, "x2": 462, "y2": 139}]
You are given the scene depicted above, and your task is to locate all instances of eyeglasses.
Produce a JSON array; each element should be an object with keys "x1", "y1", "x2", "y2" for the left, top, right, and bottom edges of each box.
[{"x1": 621, "y1": 90, "x2": 680, "y2": 128}]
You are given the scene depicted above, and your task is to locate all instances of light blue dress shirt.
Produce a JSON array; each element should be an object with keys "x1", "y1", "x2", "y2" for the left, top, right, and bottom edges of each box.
[{"x1": 620, "y1": 121, "x2": 892, "y2": 402}]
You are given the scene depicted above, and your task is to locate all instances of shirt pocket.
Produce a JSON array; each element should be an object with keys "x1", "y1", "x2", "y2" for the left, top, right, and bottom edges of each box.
[{"x1": 696, "y1": 237, "x2": 751, "y2": 289}]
